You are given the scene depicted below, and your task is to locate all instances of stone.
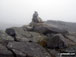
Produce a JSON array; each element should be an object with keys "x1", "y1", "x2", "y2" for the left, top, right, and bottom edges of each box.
[
  {"x1": 7, "y1": 42, "x2": 51, "y2": 57},
  {"x1": 5, "y1": 28, "x2": 16, "y2": 37},
  {"x1": 0, "y1": 44, "x2": 14, "y2": 57},
  {"x1": 5, "y1": 27, "x2": 48, "y2": 44},
  {"x1": 32, "y1": 23, "x2": 68, "y2": 35},
  {"x1": 32, "y1": 11, "x2": 43, "y2": 23},
  {"x1": 47, "y1": 34, "x2": 68, "y2": 49},
  {"x1": 47, "y1": 34, "x2": 76, "y2": 49},
  {"x1": 0, "y1": 30, "x2": 14, "y2": 41},
  {"x1": 5, "y1": 28, "x2": 17, "y2": 41},
  {"x1": 5, "y1": 27, "x2": 32, "y2": 42},
  {"x1": 0, "y1": 30, "x2": 14, "y2": 46}
]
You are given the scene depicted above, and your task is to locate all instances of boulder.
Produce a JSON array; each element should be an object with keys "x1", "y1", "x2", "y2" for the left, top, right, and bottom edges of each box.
[
  {"x1": 47, "y1": 34, "x2": 75, "y2": 49},
  {"x1": 5, "y1": 27, "x2": 32, "y2": 42},
  {"x1": 0, "y1": 30, "x2": 14, "y2": 46},
  {"x1": 0, "y1": 30, "x2": 14, "y2": 41},
  {"x1": 31, "y1": 23, "x2": 68, "y2": 35},
  {"x1": 32, "y1": 11, "x2": 43, "y2": 23},
  {"x1": 7, "y1": 42, "x2": 51, "y2": 57},
  {"x1": 5, "y1": 28, "x2": 17, "y2": 41},
  {"x1": 0, "y1": 44, "x2": 14, "y2": 57}
]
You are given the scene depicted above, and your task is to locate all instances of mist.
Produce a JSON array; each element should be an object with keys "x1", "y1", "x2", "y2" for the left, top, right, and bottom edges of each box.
[{"x1": 0, "y1": 0, "x2": 76, "y2": 29}]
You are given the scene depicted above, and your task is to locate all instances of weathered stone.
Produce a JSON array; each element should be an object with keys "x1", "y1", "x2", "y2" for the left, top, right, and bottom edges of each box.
[
  {"x1": 32, "y1": 23, "x2": 68, "y2": 35},
  {"x1": 7, "y1": 42, "x2": 51, "y2": 57},
  {"x1": 32, "y1": 11, "x2": 43, "y2": 23},
  {"x1": 47, "y1": 34, "x2": 67, "y2": 49},
  {"x1": 0, "y1": 30, "x2": 14, "y2": 41},
  {"x1": 5, "y1": 27, "x2": 48, "y2": 44},
  {"x1": 5, "y1": 27, "x2": 32, "y2": 42},
  {"x1": 5, "y1": 28, "x2": 17, "y2": 41},
  {"x1": 0, "y1": 30, "x2": 14, "y2": 46},
  {"x1": 22, "y1": 25, "x2": 33, "y2": 31},
  {"x1": 47, "y1": 34, "x2": 76, "y2": 49},
  {"x1": 0, "y1": 44, "x2": 14, "y2": 57},
  {"x1": 5, "y1": 28, "x2": 16, "y2": 37}
]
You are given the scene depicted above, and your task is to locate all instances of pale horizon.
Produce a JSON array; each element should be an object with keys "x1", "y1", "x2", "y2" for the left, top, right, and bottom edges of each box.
[{"x1": 0, "y1": 0, "x2": 76, "y2": 25}]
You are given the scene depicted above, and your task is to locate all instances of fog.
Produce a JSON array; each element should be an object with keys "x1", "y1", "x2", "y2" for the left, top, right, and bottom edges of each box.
[{"x1": 0, "y1": 0, "x2": 76, "y2": 29}]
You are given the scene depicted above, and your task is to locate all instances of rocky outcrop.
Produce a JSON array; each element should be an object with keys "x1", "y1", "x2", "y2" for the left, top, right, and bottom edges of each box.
[
  {"x1": 0, "y1": 12, "x2": 76, "y2": 57},
  {"x1": 5, "y1": 27, "x2": 47, "y2": 43}
]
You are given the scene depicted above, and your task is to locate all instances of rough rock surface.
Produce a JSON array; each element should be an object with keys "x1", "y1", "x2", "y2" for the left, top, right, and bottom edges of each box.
[
  {"x1": 5, "y1": 27, "x2": 47, "y2": 43},
  {"x1": 0, "y1": 30, "x2": 14, "y2": 41},
  {"x1": 47, "y1": 34, "x2": 76, "y2": 49},
  {"x1": 0, "y1": 44, "x2": 14, "y2": 57},
  {"x1": 7, "y1": 42, "x2": 51, "y2": 57},
  {"x1": 0, "y1": 12, "x2": 76, "y2": 57},
  {"x1": 47, "y1": 34, "x2": 67, "y2": 49},
  {"x1": 0, "y1": 30, "x2": 14, "y2": 46},
  {"x1": 31, "y1": 23, "x2": 68, "y2": 35}
]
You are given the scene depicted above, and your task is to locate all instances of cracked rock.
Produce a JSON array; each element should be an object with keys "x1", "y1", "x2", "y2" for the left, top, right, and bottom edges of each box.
[
  {"x1": 0, "y1": 44, "x2": 14, "y2": 57},
  {"x1": 7, "y1": 42, "x2": 51, "y2": 57}
]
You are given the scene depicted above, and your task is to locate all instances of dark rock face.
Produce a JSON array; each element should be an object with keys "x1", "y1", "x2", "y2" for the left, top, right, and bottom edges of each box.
[{"x1": 7, "y1": 42, "x2": 51, "y2": 57}]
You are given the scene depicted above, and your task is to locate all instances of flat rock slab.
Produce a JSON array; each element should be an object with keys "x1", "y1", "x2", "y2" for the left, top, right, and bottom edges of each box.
[
  {"x1": 32, "y1": 23, "x2": 68, "y2": 35},
  {"x1": 7, "y1": 42, "x2": 51, "y2": 57}
]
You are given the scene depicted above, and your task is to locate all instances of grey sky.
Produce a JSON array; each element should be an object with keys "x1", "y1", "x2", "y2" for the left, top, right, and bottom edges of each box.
[{"x1": 0, "y1": 0, "x2": 76, "y2": 25}]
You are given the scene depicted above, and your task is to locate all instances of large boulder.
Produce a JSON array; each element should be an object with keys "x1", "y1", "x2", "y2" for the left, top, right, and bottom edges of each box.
[
  {"x1": 0, "y1": 44, "x2": 14, "y2": 57},
  {"x1": 0, "y1": 30, "x2": 14, "y2": 46},
  {"x1": 31, "y1": 23, "x2": 68, "y2": 35},
  {"x1": 7, "y1": 42, "x2": 51, "y2": 57},
  {"x1": 47, "y1": 34, "x2": 76, "y2": 49}
]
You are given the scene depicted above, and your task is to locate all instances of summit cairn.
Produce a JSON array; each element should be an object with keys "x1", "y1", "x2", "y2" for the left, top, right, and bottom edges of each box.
[{"x1": 32, "y1": 11, "x2": 43, "y2": 23}]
